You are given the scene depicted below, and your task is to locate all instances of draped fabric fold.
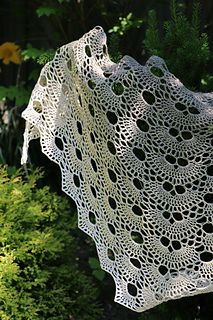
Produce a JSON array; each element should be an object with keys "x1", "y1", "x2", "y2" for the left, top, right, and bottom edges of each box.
[{"x1": 21, "y1": 27, "x2": 213, "y2": 312}]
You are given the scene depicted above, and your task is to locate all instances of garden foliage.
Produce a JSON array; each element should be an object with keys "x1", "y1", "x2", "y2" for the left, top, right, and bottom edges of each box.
[
  {"x1": 144, "y1": 0, "x2": 212, "y2": 91},
  {"x1": 0, "y1": 167, "x2": 102, "y2": 320}
]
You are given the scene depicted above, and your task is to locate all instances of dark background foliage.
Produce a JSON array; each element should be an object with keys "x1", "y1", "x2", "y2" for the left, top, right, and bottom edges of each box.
[{"x1": 0, "y1": 1, "x2": 212, "y2": 319}]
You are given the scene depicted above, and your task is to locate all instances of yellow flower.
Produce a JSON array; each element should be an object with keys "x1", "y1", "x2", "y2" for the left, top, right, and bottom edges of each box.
[{"x1": 0, "y1": 42, "x2": 22, "y2": 65}]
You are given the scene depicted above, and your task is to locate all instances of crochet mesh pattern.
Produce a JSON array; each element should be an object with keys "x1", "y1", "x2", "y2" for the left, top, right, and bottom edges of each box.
[{"x1": 21, "y1": 27, "x2": 213, "y2": 312}]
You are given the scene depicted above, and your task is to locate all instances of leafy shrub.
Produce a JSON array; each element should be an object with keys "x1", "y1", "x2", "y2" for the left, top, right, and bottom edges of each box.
[
  {"x1": 108, "y1": 12, "x2": 143, "y2": 62},
  {"x1": 0, "y1": 166, "x2": 102, "y2": 320}
]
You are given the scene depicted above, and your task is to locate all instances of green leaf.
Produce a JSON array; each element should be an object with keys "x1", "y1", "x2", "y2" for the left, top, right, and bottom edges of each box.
[
  {"x1": 36, "y1": 6, "x2": 61, "y2": 18},
  {"x1": 92, "y1": 270, "x2": 105, "y2": 281},
  {"x1": 108, "y1": 12, "x2": 143, "y2": 36},
  {"x1": 0, "y1": 86, "x2": 30, "y2": 106},
  {"x1": 22, "y1": 46, "x2": 55, "y2": 66},
  {"x1": 22, "y1": 45, "x2": 45, "y2": 61},
  {"x1": 88, "y1": 257, "x2": 100, "y2": 270},
  {"x1": 88, "y1": 257, "x2": 106, "y2": 281},
  {"x1": 37, "y1": 49, "x2": 55, "y2": 65},
  {"x1": 28, "y1": 69, "x2": 40, "y2": 81},
  {"x1": 0, "y1": 86, "x2": 8, "y2": 101}
]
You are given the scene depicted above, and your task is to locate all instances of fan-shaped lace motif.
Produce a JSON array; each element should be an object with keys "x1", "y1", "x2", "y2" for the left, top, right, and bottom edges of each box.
[{"x1": 21, "y1": 27, "x2": 213, "y2": 312}]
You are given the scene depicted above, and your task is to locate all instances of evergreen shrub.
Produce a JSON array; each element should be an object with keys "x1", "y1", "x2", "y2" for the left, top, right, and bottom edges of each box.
[
  {"x1": 0, "y1": 166, "x2": 102, "y2": 320},
  {"x1": 144, "y1": 0, "x2": 211, "y2": 91}
]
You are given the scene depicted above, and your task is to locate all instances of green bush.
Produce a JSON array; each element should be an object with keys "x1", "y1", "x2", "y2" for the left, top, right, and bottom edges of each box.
[
  {"x1": 0, "y1": 166, "x2": 102, "y2": 320},
  {"x1": 144, "y1": 0, "x2": 211, "y2": 91}
]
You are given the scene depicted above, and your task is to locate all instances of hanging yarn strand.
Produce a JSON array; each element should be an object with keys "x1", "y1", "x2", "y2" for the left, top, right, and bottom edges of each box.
[{"x1": 21, "y1": 27, "x2": 213, "y2": 312}]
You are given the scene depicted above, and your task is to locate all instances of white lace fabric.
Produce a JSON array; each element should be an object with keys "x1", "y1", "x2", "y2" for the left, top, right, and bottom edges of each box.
[{"x1": 21, "y1": 27, "x2": 213, "y2": 312}]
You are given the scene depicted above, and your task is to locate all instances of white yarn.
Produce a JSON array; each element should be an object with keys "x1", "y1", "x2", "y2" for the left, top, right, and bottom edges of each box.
[{"x1": 21, "y1": 27, "x2": 213, "y2": 312}]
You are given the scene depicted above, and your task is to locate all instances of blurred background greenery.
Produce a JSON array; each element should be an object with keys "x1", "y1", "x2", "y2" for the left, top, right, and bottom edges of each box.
[{"x1": 0, "y1": 0, "x2": 212, "y2": 319}]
